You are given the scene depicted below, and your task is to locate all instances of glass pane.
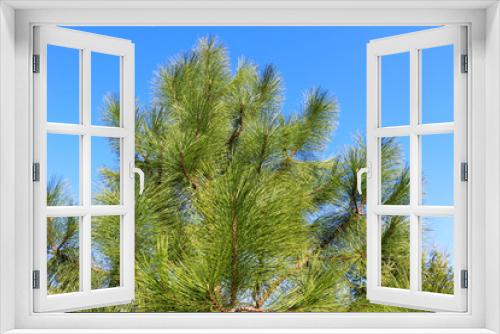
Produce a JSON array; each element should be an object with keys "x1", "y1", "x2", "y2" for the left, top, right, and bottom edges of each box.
[
  {"x1": 91, "y1": 52, "x2": 121, "y2": 127},
  {"x1": 421, "y1": 134, "x2": 454, "y2": 206},
  {"x1": 380, "y1": 52, "x2": 410, "y2": 127},
  {"x1": 47, "y1": 134, "x2": 80, "y2": 206},
  {"x1": 47, "y1": 216, "x2": 80, "y2": 294},
  {"x1": 380, "y1": 215, "x2": 410, "y2": 289},
  {"x1": 47, "y1": 45, "x2": 80, "y2": 124},
  {"x1": 91, "y1": 216, "x2": 121, "y2": 289},
  {"x1": 421, "y1": 45, "x2": 454, "y2": 124},
  {"x1": 421, "y1": 216, "x2": 454, "y2": 294},
  {"x1": 91, "y1": 136, "x2": 121, "y2": 205},
  {"x1": 380, "y1": 136, "x2": 410, "y2": 205}
]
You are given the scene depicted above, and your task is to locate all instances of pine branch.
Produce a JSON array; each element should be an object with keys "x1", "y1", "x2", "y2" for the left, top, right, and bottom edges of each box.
[
  {"x1": 255, "y1": 131, "x2": 269, "y2": 173},
  {"x1": 208, "y1": 288, "x2": 226, "y2": 312},
  {"x1": 257, "y1": 257, "x2": 308, "y2": 307},
  {"x1": 178, "y1": 151, "x2": 199, "y2": 189},
  {"x1": 227, "y1": 104, "x2": 245, "y2": 153},
  {"x1": 229, "y1": 305, "x2": 264, "y2": 312},
  {"x1": 229, "y1": 209, "x2": 239, "y2": 307}
]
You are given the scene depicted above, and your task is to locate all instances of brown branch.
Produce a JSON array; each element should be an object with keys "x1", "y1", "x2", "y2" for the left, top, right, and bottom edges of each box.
[
  {"x1": 178, "y1": 151, "x2": 199, "y2": 190},
  {"x1": 254, "y1": 282, "x2": 262, "y2": 308},
  {"x1": 309, "y1": 162, "x2": 341, "y2": 201},
  {"x1": 257, "y1": 257, "x2": 308, "y2": 307},
  {"x1": 227, "y1": 104, "x2": 245, "y2": 152},
  {"x1": 351, "y1": 187, "x2": 360, "y2": 216},
  {"x1": 229, "y1": 209, "x2": 239, "y2": 307},
  {"x1": 256, "y1": 132, "x2": 269, "y2": 173},
  {"x1": 56, "y1": 232, "x2": 73, "y2": 254},
  {"x1": 281, "y1": 147, "x2": 298, "y2": 169},
  {"x1": 229, "y1": 306, "x2": 265, "y2": 312},
  {"x1": 310, "y1": 178, "x2": 335, "y2": 202},
  {"x1": 208, "y1": 287, "x2": 226, "y2": 312}
]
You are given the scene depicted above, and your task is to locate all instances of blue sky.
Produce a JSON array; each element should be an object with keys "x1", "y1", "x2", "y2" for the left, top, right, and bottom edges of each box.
[{"x1": 46, "y1": 26, "x2": 454, "y2": 264}]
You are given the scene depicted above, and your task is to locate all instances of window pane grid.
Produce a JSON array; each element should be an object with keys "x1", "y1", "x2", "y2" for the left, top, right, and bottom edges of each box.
[
  {"x1": 46, "y1": 123, "x2": 127, "y2": 137},
  {"x1": 374, "y1": 123, "x2": 454, "y2": 137},
  {"x1": 375, "y1": 46, "x2": 458, "y2": 295},
  {"x1": 377, "y1": 212, "x2": 455, "y2": 294},
  {"x1": 374, "y1": 205, "x2": 454, "y2": 216},
  {"x1": 34, "y1": 26, "x2": 135, "y2": 312},
  {"x1": 46, "y1": 205, "x2": 127, "y2": 216},
  {"x1": 45, "y1": 48, "x2": 125, "y2": 294},
  {"x1": 367, "y1": 26, "x2": 466, "y2": 312}
]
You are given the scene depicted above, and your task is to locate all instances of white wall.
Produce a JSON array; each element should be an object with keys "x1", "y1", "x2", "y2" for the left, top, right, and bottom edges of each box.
[
  {"x1": 0, "y1": 2, "x2": 16, "y2": 333},
  {"x1": 485, "y1": 2, "x2": 500, "y2": 333}
]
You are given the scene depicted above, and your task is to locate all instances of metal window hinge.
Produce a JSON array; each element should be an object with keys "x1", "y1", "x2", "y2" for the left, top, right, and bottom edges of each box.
[
  {"x1": 32, "y1": 54, "x2": 40, "y2": 73},
  {"x1": 32, "y1": 270, "x2": 40, "y2": 289},
  {"x1": 461, "y1": 54, "x2": 468, "y2": 73},
  {"x1": 461, "y1": 162, "x2": 468, "y2": 182},
  {"x1": 32, "y1": 162, "x2": 40, "y2": 182},
  {"x1": 461, "y1": 269, "x2": 468, "y2": 289}
]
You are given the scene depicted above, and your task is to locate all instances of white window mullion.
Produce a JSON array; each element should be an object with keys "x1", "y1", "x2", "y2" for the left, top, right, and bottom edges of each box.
[
  {"x1": 374, "y1": 126, "x2": 411, "y2": 137},
  {"x1": 80, "y1": 215, "x2": 91, "y2": 293},
  {"x1": 81, "y1": 48, "x2": 92, "y2": 294},
  {"x1": 374, "y1": 205, "x2": 454, "y2": 217},
  {"x1": 415, "y1": 122, "x2": 454, "y2": 135},
  {"x1": 46, "y1": 205, "x2": 127, "y2": 217},
  {"x1": 414, "y1": 206, "x2": 454, "y2": 216},
  {"x1": 365, "y1": 43, "x2": 379, "y2": 298},
  {"x1": 374, "y1": 123, "x2": 454, "y2": 138},
  {"x1": 409, "y1": 47, "x2": 420, "y2": 293},
  {"x1": 121, "y1": 45, "x2": 135, "y2": 293},
  {"x1": 46, "y1": 123, "x2": 128, "y2": 137},
  {"x1": 120, "y1": 53, "x2": 126, "y2": 288}
]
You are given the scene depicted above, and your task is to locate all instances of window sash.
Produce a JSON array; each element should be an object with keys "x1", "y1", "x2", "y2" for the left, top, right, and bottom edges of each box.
[
  {"x1": 366, "y1": 25, "x2": 468, "y2": 312},
  {"x1": 32, "y1": 26, "x2": 136, "y2": 313}
]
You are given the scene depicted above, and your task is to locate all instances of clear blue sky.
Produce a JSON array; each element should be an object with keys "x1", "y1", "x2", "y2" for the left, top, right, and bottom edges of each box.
[{"x1": 47, "y1": 26, "x2": 454, "y2": 265}]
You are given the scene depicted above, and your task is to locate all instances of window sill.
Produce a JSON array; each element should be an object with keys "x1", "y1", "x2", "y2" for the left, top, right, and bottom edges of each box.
[{"x1": 4, "y1": 329, "x2": 497, "y2": 334}]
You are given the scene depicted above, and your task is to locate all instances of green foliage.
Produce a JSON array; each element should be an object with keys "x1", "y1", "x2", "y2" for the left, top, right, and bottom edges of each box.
[
  {"x1": 91, "y1": 216, "x2": 121, "y2": 290},
  {"x1": 45, "y1": 36, "x2": 454, "y2": 313},
  {"x1": 47, "y1": 178, "x2": 79, "y2": 294},
  {"x1": 422, "y1": 250, "x2": 454, "y2": 294}
]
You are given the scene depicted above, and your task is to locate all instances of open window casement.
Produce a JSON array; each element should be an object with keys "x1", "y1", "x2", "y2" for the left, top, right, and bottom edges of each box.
[
  {"x1": 363, "y1": 26, "x2": 468, "y2": 312},
  {"x1": 33, "y1": 26, "x2": 140, "y2": 312}
]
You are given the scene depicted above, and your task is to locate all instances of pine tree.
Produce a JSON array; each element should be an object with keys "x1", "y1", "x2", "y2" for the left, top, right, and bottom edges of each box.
[{"x1": 46, "y1": 36, "x2": 454, "y2": 313}]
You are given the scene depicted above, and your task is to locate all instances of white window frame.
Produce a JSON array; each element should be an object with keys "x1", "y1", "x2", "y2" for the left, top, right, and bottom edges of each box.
[
  {"x1": 32, "y1": 26, "x2": 136, "y2": 312},
  {"x1": 0, "y1": 1, "x2": 499, "y2": 333},
  {"x1": 365, "y1": 26, "x2": 468, "y2": 312}
]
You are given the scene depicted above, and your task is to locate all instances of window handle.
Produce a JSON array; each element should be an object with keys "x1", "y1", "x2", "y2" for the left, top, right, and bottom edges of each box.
[
  {"x1": 357, "y1": 163, "x2": 371, "y2": 195},
  {"x1": 130, "y1": 163, "x2": 145, "y2": 195}
]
